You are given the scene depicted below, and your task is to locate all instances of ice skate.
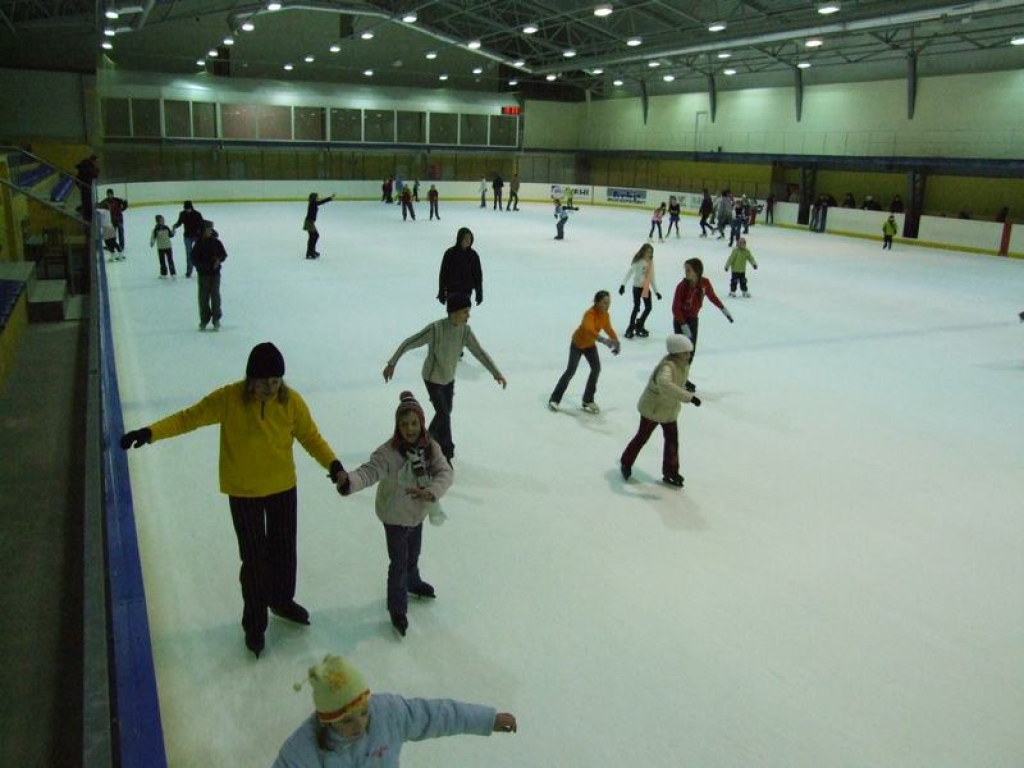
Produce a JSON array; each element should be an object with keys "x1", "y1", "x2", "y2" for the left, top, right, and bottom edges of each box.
[
  {"x1": 212, "y1": 320, "x2": 221, "y2": 331},
  {"x1": 620, "y1": 460, "x2": 631, "y2": 481},
  {"x1": 662, "y1": 473, "x2": 684, "y2": 488},
  {"x1": 245, "y1": 632, "x2": 265, "y2": 659},
  {"x1": 728, "y1": 291, "x2": 736, "y2": 297},
  {"x1": 408, "y1": 582, "x2": 436, "y2": 599},
  {"x1": 270, "y1": 600, "x2": 310, "y2": 625},
  {"x1": 742, "y1": 291, "x2": 750, "y2": 298},
  {"x1": 548, "y1": 400, "x2": 559, "y2": 411},
  {"x1": 624, "y1": 328, "x2": 635, "y2": 339},
  {"x1": 635, "y1": 327, "x2": 649, "y2": 338},
  {"x1": 581, "y1": 401, "x2": 600, "y2": 414},
  {"x1": 390, "y1": 611, "x2": 408, "y2": 637}
]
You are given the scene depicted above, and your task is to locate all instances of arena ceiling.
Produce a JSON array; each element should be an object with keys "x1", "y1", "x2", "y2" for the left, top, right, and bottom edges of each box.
[{"x1": 2, "y1": 0, "x2": 1023, "y2": 98}]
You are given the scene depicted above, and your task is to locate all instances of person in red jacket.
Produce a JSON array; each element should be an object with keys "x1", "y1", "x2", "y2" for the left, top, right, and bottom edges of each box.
[
  {"x1": 671, "y1": 258, "x2": 733, "y2": 391},
  {"x1": 548, "y1": 290, "x2": 620, "y2": 414}
]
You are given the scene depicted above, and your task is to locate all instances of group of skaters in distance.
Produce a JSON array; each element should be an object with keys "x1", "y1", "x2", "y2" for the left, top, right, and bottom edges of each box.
[{"x1": 381, "y1": 176, "x2": 442, "y2": 221}]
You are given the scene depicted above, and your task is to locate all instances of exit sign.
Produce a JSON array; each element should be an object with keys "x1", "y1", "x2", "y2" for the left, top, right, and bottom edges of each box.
[{"x1": 501, "y1": 106, "x2": 522, "y2": 115}]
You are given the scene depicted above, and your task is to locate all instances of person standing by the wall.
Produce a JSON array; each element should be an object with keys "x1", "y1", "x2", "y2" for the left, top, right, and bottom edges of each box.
[
  {"x1": 882, "y1": 214, "x2": 898, "y2": 249},
  {"x1": 400, "y1": 186, "x2": 416, "y2": 221},
  {"x1": 764, "y1": 192, "x2": 776, "y2": 225},
  {"x1": 492, "y1": 174, "x2": 504, "y2": 211},
  {"x1": 428, "y1": 184, "x2": 440, "y2": 221},
  {"x1": 192, "y1": 220, "x2": 227, "y2": 331},
  {"x1": 478, "y1": 177, "x2": 488, "y2": 208},
  {"x1": 507, "y1": 174, "x2": 520, "y2": 211},
  {"x1": 98, "y1": 188, "x2": 128, "y2": 255},
  {"x1": 303, "y1": 192, "x2": 334, "y2": 259},
  {"x1": 119, "y1": 342, "x2": 345, "y2": 658},
  {"x1": 172, "y1": 200, "x2": 205, "y2": 278}
]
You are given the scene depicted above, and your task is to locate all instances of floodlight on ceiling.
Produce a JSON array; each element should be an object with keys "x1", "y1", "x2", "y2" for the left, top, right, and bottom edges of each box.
[
  {"x1": 591, "y1": 67, "x2": 604, "y2": 74},
  {"x1": 523, "y1": 24, "x2": 538, "y2": 34},
  {"x1": 648, "y1": 60, "x2": 661, "y2": 68},
  {"x1": 267, "y1": 2, "x2": 282, "y2": 10},
  {"x1": 723, "y1": 67, "x2": 737, "y2": 75},
  {"x1": 241, "y1": 21, "x2": 255, "y2": 31},
  {"x1": 467, "y1": 40, "x2": 481, "y2": 50},
  {"x1": 402, "y1": 12, "x2": 417, "y2": 23},
  {"x1": 563, "y1": 49, "x2": 576, "y2": 58},
  {"x1": 329, "y1": 44, "x2": 341, "y2": 52},
  {"x1": 613, "y1": 78, "x2": 623, "y2": 86},
  {"x1": 594, "y1": 4, "x2": 613, "y2": 16},
  {"x1": 105, "y1": 9, "x2": 119, "y2": 19},
  {"x1": 283, "y1": 63, "x2": 293, "y2": 70},
  {"x1": 363, "y1": 69, "x2": 373, "y2": 76},
  {"x1": 546, "y1": 74, "x2": 557, "y2": 81},
  {"x1": 662, "y1": 74, "x2": 675, "y2": 82},
  {"x1": 509, "y1": 78, "x2": 519, "y2": 86},
  {"x1": 103, "y1": 28, "x2": 116, "y2": 36},
  {"x1": 425, "y1": 51, "x2": 437, "y2": 59},
  {"x1": 817, "y1": 2, "x2": 840, "y2": 14},
  {"x1": 196, "y1": 59, "x2": 205, "y2": 66},
  {"x1": 805, "y1": 38, "x2": 824, "y2": 47},
  {"x1": 472, "y1": 66, "x2": 483, "y2": 74},
  {"x1": 208, "y1": 49, "x2": 218, "y2": 57},
  {"x1": 1011, "y1": 35, "x2": 1024, "y2": 45},
  {"x1": 513, "y1": 59, "x2": 526, "y2": 67},
  {"x1": 304, "y1": 55, "x2": 314, "y2": 62},
  {"x1": 361, "y1": 30, "x2": 374, "y2": 40},
  {"x1": 626, "y1": 37, "x2": 642, "y2": 47},
  {"x1": 708, "y1": 21, "x2": 727, "y2": 32},
  {"x1": 439, "y1": 73, "x2": 449, "y2": 80},
  {"x1": 797, "y1": 61, "x2": 812, "y2": 69},
  {"x1": 101, "y1": 41, "x2": 113, "y2": 50},
  {"x1": 223, "y1": 36, "x2": 234, "y2": 45},
  {"x1": 717, "y1": 51, "x2": 731, "y2": 59}
]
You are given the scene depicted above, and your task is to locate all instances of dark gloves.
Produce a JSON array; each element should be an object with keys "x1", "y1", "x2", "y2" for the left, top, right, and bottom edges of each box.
[
  {"x1": 437, "y1": 292, "x2": 446, "y2": 305},
  {"x1": 618, "y1": 285, "x2": 625, "y2": 295},
  {"x1": 691, "y1": 396, "x2": 702, "y2": 407},
  {"x1": 655, "y1": 292, "x2": 662, "y2": 300},
  {"x1": 328, "y1": 459, "x2": 345, "y2": 483},
  {"x1": 120, "y1": 428, "x2": 152, "y2": 450}
]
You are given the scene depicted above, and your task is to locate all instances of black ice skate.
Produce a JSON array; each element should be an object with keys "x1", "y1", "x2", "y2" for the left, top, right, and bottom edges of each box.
[
  {"x1": 270, "y1": 600, "x2": 311, "y2": 625},
  {"x1": 409, "y1": 582, "x2": 436, "y2": 599},
  {"x1": 662, "y1": 474, "x2": 684, "y2": 488},
  {"x1": 390, "y1": 611, "x2": 408, "y2": 637}
]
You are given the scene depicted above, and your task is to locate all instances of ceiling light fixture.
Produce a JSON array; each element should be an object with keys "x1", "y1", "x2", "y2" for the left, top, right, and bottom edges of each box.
[
  {"x1": 648, "y1": 60, "x2": 661, "y2": 68},
  {"x1": 105, "y1": 9, "x2": 119, "y2": 19},
  {"x1": 723, "y1": 67, "x2": 737, "y2": 75},
  {"x1": 509, "y1": 78, "x2": 519, "y2": 86},
  {"x1": 523, "y1": 24, "x2": 538, "y2": 34},
  {"x1": 267, "y1": 2, "x2": 282, "y2": 10},
  {"x1": 513, "y1": 59, "x2": 526, "y2": 67},
  {"x1": 283, "y1": 63, "x2": 293, "y2": 70},
  {"x1": 613, "y1": 78, "x2": 624, "y2": 86},
  {"x1": 717, "y1": 51, "x2": 731, "y2": 59},
  {"x1": 329, "y1": 44, "x2": 341, "y2": 53},
  {"x1": 1011, "y1": 35, "x2": 1024, "y2": 45},
  {"x1": 103, "y1": 27, "x2": 116, "y2": 36},
  {"x1": 363, "y1": 69, "x2": 373, "y2": 76},
  {"x1": 361, "y1": 30, "x2": 374, "y2": 40},
  {"x1": 208, "y1": 49, "x2": 219, "y2": 57},
  {"x1": 304, "y1": 55, "x2": 314, "y2": 62},
  {"x1": 805, "y1": 38, "x2": 824, "y2": 47},
  {"x1": 662, "y1": 74, "x2": 675, "y2": 82},
  {"x1": 817, "y1": 2, "x2": 841, "y2": 14},
  {"x1": 708, "y1": 21, "x2": 727, "y2": 32},
  {"x1": 472, "y1": 66, "x2": 483, "y2": 74},
  {"x1": 241, "y1": 21, "x2": 255, "y2": 31},
  {"x1": 546, "y1": 74, "x2": 557, "y2": 81},
  {"x1": 563, "y1": 49, "x2": 576, "y2": 58},
  {"x1": 101, "y1": 40, "x2": 114, "y2": 49},
  {"x1": 591, "y1": 67, "x2": 604, "y2": 74},
  {"x1": 626, "y1": 36, "x2": 642, "y2": 47},
  {"x1": 439, "y1": 73, "x2": 449, "y2": 80},
  {"x1": 797, "y1": 61, "x2": 812, "y2": 69},
  {"x1": 196, "y1": 59, "x2": 205, "y2": 66},
  {"x1": 425, "y1": 51, "x2": 437, "y2": 59},
  {"x1": 594, "y1": 4, "x2": 613, "y2": 16},
  {"x1": 223, "y1": 36, "x2": 234, "y2": 45},
  {"x1": 402, "y1": 12, "x2": 417, "y2": 23},
  {"x1": 467, "y1": 39, "x2": 481, "y2": 49}
]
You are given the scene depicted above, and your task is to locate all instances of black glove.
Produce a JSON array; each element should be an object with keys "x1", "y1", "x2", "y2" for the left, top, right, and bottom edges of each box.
[
  {"x1": 437, "y1": 292, "x2": 446, "y2": 305},
  {"x1": 655, "y1": 292, "x2": 662, "y2": 300},
  {"x1": 120, "y1": 428, "x2": 152, "y2": 450},
  {"x1": 328, "y1": 459, "x2": 345, "y2": 483},
  {"x1": 618, "y1": 285, "x2": 625, "y2": 295},
  {"x1": 691, "y1": 396, "x2": 702, "y2": 407}
]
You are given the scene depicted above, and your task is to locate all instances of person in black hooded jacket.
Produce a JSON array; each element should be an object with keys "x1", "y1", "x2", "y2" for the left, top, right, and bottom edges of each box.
[{"x1": 437, "y1": 227, "x2": 483, "y2": 306}]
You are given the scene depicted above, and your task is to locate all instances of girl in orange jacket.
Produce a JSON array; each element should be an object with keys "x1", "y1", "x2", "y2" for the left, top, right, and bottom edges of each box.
[{"x1": 548, "y1": 291, "x2": 620, "y2": 413}]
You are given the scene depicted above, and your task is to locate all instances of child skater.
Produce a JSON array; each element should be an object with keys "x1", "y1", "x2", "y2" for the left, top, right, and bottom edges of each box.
[
  {"x1": 619, "y1": 334, "x2": 701, "y2": 488},
  {"x1": 619, "y1": 243, "x2": 662, "y2": 339},
  {"x1": 728, "y1": 200, "x2": 747, "y2": 246},
  {"x1": 671, "y1": 257, "x2": 733, "y2": 392},
  {"x1": 400, "y1": 186, "x2": 416, "y2": 221},
  {"x1": 724, "y1": 236, "x2": 758, "y2": 297},
  {"x1": 648, "y1": 202, "x2": 667, "y2": 242},
  {"x1": 336, "y1": 392, "x2": 452, "y2": 636},
  {"x1": 882, "y1": 214, "x2": 897, "y2": 249},
  {"x1": 303, "y1": 192, "x2": 335, "y2": 259},
  {"x1": 274, "y1": 653, "x2": 517, "y2": 767},
  {"x1": 553, "y1": 197, "x2": 569, "y2": 240},
  {"x1": 548, "y1": 290, "x2": 620, "y2": 413},
  {"x1": 97, "y1": 207, "x2": 120, "y2": 262},
  {"x1": 666, "y1": 195, "x2": 682, "y2": 239},
  {"x1": 149, "y1": 214, "x2": 177, "y2": 278}
]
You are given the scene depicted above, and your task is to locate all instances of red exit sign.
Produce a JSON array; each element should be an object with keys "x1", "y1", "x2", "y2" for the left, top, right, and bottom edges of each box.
[{"x1": 501, "y1": 106, "x2": 522, "y2": 115}]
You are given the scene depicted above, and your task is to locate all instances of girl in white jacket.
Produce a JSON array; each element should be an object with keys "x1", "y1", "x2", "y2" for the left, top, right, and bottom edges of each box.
[
  {"x1": 336, "y1": 392, "x2": 452, "y2": 637},
  {"x1": 618, "y1": 243, "x2": 662, "y2": 338}
]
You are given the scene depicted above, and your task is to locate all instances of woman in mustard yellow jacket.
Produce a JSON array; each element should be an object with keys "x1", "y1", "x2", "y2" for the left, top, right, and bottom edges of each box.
[{"x1": 120, "y1": 342, "x2": 344, "y2": 658}]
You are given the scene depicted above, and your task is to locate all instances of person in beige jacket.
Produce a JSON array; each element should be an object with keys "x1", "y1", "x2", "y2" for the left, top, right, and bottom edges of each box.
[{"x1": 619, "y1": 335, "x2": 701, "y2": 488}]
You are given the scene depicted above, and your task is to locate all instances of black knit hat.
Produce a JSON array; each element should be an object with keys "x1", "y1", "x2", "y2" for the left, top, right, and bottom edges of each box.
[
  {"x1": 446, "y1": 293, "x2": 471, "y2": 313},
  {"x1": 246, "y1": 342, "x2": 285, "y2": 379}
]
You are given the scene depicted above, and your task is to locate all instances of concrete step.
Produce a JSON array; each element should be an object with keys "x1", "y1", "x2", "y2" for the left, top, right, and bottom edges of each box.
[{"x1": 27, "y1": 279, "x2": 68, "y2": 322}]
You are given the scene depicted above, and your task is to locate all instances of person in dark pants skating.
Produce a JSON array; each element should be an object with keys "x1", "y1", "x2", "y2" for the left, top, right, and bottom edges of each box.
[
  {"x1": 119, "y1": 342, "x2": 345, "y2": 658},
  {"x1": 548, "y1": 291, "x2": 620, "y2": 414},
  {"x1": 303, "y1": 192, "x2": 334, "y2": 258},
  {"x1": 172, "y1": 200, "x2": 204, "y2": 278},
  {"x1": 437, "y1": 227, "x2": 482, "y2": 306},
  {"x1": 383, "y1": 295, "x2": 506, "y2": 462}
]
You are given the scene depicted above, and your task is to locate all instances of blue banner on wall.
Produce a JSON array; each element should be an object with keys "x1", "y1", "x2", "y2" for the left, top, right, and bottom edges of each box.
[{"x1": 607, "y1": 187, "x2": 647, "y2": 204}]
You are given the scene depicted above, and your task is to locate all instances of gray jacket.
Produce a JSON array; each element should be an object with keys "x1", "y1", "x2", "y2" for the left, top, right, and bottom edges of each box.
[{"x1": 388, "y1": 318, "x2": 501, "y2": 385}]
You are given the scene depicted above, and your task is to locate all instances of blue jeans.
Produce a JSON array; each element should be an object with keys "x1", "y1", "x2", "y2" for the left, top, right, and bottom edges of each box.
[
  {"x1": 184, "y1": 235, "x2": 197, "y2": 276},
  {"x1": 550, "y1": 343, "x2": 600, "y2": 405}
]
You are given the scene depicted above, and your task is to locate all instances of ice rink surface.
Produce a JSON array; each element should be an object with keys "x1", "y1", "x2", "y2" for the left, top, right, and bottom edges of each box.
[{"x1": 109, "y1": 197, "x2": 1024, "y2": 768}]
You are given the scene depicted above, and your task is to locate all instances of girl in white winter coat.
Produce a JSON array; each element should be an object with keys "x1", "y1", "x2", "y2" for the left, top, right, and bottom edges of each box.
[
  {"x1": 619, "y1": 243, "x2": 662, "y2": 338},
  {"x1": 336, "y1": 392, "x2": 452, "y2": 637}
]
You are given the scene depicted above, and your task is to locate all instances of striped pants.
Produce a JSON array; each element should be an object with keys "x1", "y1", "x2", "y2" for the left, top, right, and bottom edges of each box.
[{"x1": 229, "y1": 486, "x2": 298, "y2": 637}]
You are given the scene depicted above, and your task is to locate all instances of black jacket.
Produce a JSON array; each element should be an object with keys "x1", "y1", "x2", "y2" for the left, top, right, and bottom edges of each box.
[
  {"x1": 174, "y1": 208, "x2": 204, "y2": 238},
  {"x1": 192, "y1": 236, "x2": 228, "y2": 275},
  {"x1": 437, "y1": 228, "x2": 482, "y2": 304}
]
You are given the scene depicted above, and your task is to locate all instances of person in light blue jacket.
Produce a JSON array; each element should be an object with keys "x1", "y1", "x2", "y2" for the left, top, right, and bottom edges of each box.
[{"x1": 274, "y1": 654, "x2": 517, "y2": 768}]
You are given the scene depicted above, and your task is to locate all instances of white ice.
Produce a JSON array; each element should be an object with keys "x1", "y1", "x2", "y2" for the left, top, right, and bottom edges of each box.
[{"x1": 109, "y1": 197, "x2": 1024, "y2": 768}]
